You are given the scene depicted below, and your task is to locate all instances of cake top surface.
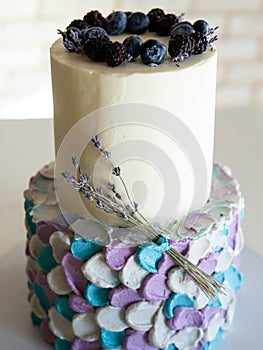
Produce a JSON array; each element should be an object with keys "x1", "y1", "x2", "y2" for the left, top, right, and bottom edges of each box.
[
  {"x1": 53, "y1": 8, "x2": 218, "y2": 74},
  {"x1": 51, "y1": 36, "x2": 217, "y2": 75}
]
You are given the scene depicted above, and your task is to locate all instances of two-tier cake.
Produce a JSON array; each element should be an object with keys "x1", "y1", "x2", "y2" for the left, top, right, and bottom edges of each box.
[{"x1": 24, "y1": 8, "x2": 244, "y2": 350}]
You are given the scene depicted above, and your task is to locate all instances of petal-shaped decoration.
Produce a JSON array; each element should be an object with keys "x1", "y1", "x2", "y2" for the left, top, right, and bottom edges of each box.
[
  {"x1": 69, "y1": 294, "x2": 94, "y2": 313},
  {"x1": 61, "y1": 253, "x2": 87, "y2": 296},
  {"x1": 110, "y1": 286, "x2": 144, "y2": 308},
  {"x1": 49, "y1": 231, "x2": 71, "y2": 263},
  {"x1": 119, "y1": 255, "x2": 149, "y2": 290},
  {"x1": 124, "y1": 329, "x2": 159, "y2": 350},
  {"x1": 204, "y1": 313, "x2": 225, "y2": 342},
  {"x1": 48, "y1": 306, "x2": 74, "y2": 341},
  {"x1": 39, "y1": 317, "x2": 56, "y2": 345},
  {"x1": 30, "y1": 294, "x2": 46, "y2": 319},
  {"x1": 172, "y1": 327, "x2": 204, "y2": 349},
  {"x1": 125, "y1": 301, "x2": 160, "y2": 331},
  {"x1": 215, "y1": 247, "x2": 234, "y2": 272},
  {"x1": 81, "y1": 253, "x2": 120, "y2": 288},
  {"x1": 72, "y1": 313, "x2": 99, "y2": 342},
  {"x1": 104, "y1": 240, "x2": 136, "y2": 270},
  {"x1": 188, "y1": 237, "x2": 211, "y2": 265},
  {"x1": 71, "y1": 338, "x2": 101, "y2": 350},
  {"x1": 178, "y1": 213, "x2": 216, "y2": 239},
  {"x1": 70, "y1": 219, "x2": 110, "y2": 246},
  {"x1": 29, "y1": 234, "x2": 46, "y2": 259},
  {"x1": 167, "y1": 268, "x2": 197, "y2": 298},
  {"x1": 96, "y1": 305, "x2": 128, "y2": 332},
  {"x1": 31, "y1": 204, "x2": 61, "y2": 223},
  {"x1": 148, "y1": 305, "x2": 174, "y2": 348},
  {"x1": 140, "y1": 274, "x2": 171, "y2": 301}
]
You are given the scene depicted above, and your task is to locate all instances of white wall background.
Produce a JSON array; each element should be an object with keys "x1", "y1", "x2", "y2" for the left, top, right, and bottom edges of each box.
[{"x1": 1, "y1": 0, "x2": 263, "y2": 119}]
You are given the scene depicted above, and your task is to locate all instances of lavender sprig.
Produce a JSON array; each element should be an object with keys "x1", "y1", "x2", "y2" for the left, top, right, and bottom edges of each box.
[{"x1": 62, "y1": 138, "x2": 225, "y2": 298}]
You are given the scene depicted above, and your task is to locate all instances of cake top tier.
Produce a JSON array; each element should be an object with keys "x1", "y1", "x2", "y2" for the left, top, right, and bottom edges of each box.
[{"x1": 57, "y1": 8, "x2": 218, "y2": 69}]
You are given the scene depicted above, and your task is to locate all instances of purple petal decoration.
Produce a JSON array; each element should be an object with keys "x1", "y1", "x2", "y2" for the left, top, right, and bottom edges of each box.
[
  {"x1": 140, "y1": 274, "x2": 171, "y2": 301},
  {"x1": 212, "y1": 183, "x2": 239, "y2": 203},
  {"x1": 184, "y1": 213, "x2": 215, "y2": 234},
  {"x1": 197, "y1": 252, "x2": 218, "y2": 276},
  {"x1": 124, "y1": 329, "x2": 159, "y2": 350},
  {"x1": 168, "y1": 306, "x2": 204, "y2": 331},
  {"x1": 40, "y1": 317, "x2": 56, "y2": 345},
  {"x1": 158, "y1": 253, "x2": 175, "y2": 275},
  {"x1": 201, "y1": 306, "x2": 226, "y2": 330},
  {"x1": 61, "y1": 253, "x2": 87, "y2": 296},
  {"x1": 228, "y1": 208, "x2": 240, "y2": 250},
  {"x1": 35, "y1": 271, "x2": 57, "y2": 305},
  {"x1": 69, "y1": 294, "x2": 94, "y2": 313},
  {"x1": 71, "y1": 338, "x2": 101, "y2": 350},
  {"x1": 37, "y1": 220, "x2": 72, "y2": 244},
  {"x1": 104, "y1": 241, "x2": 136, "y2": 270},
  {"x1": 110, "y1": 286, "x2": 144, "y2": 308}
]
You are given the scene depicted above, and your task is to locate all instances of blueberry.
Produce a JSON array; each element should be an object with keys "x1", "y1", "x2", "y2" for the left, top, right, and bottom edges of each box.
[
  {"x1": 105, "y1": 11, "x2": 127, "y2": 35},
  {"x1": 193, "y1": 19, "x2": 211, "y2": 36},
  {"x1": 140, "y1": 39, "x2": 167, "y2": 67},
  {"x1": 123, "y1": 35, "x2": 143, "y2": 61},
  {"x1": 127, "y1": 12, "x2": 150, "y2": 34},
  {"x1": 171, "y1": 21, "x2": 195, "y2": 37},
  {"x1": 81, "y1": 27, "x2": 108, "y2": 41}
]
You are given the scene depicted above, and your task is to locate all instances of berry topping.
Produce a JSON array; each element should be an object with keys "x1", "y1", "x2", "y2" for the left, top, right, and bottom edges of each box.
[
  {"x1": 105, "y1": 11, "x2": 127, "y2": 35},
  {"x1": 191, "y1": 32, "x2": 208, "y2": 54},
  {"x1": 125, "y1": 11, "x2": 132, "y2": 19},
  {"x1": 83, "y1": 36, "x2": 112, "y2": 61},
  {"x1": 155, "y1": 14, "x2": 179, "y2": 36},
  {"x1": 193, "y1": 19, "x2": 211, "y2": 37},
  {"x1": 82, "y1": 27, "x2": 108, "y2": 42},
  {"x1": 147, "y1": 8, "x2": 165, "y2": 32},
  {"x1": 126, "y1": 12, "x2": 150, "y2": 34},
  {"x1": 105, "y1": 42, "x2": 127, "y2": 67},
  {"x1": 140, "y1": 39, "x2": 167, "y2": 67},
  {"x1": 123, "y1": 35, "x2": 143, "y2": 61},
  {"x1": 168, "y1": 34, "x2": 195, "y2": 61},
  {"x1": 83, "y1": 10, "x2": 105, "y2": 28},
  {"x1": 171, "y1": 21, "x2": 195, "y2": 37},
  {"x1": 66, "y1": 19, "x2": 89, "y2": 31},
  {"x1": 59, "y1": 27, "x2": 83, "y2": 53}
]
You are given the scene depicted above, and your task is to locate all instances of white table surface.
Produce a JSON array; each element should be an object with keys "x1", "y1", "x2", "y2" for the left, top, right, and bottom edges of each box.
[{"x1": 0, "y1": 107, "x2": 262, "y2": 259}]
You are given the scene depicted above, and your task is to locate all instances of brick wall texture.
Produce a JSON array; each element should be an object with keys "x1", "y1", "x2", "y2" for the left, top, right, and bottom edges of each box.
[{"x1": 1, "y1": 0, "x2": 263, "y2": 118}]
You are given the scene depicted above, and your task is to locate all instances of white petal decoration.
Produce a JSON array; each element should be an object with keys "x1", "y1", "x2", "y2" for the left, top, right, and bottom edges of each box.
[
  {"x1": 31, "y1": 204, "x2": 61, "y2": 223},
  {"x1": 172, "y1": 327, "x2": 204, "y2": 349},
  {"x1": 49, "y1": 231, "x2": 71, "y2": 263},
  {"x1": 81, "y1": 253, "x2": 120, "y2": 288},
  {"x1": 29, "y1": 235, "x2": 46, "y2": 259},
  {"x1": 119, "y1": 255, "x2": 149, "y2": 290},
  {"x1": 194, "y1": 288, "x2": 210, "y2": 310},
  {"x1": 72, "y1": 313, "x2": 100, "y2": 341},
  {"x1": 71, "y1": 219, "x2": 110, "y2": 246},
  {"x1": 39, "y1": 162, "x2": 55, "y2": 179},
  {"x1": 26, "y1": 256, "x2": 41, "y2": 277},
  {"x1": 167, "y1": 268, "x2": 198, "y2": 297},
  {"x1": 24, "y1": 189, "x2": 47, "y2": 205},
  {"x1": 49, "y1": 306, "x2": 74, "y2": 341},
  {"x1": 218, "y1": 282, "x2": 236, "y2": 309},
  {"x1": 224, "y1": 303, "x2": 236, "y2": 329},
  {"x1": 125, "y1": 301, "x2": 160, "y2": 331},
  {"x1": 215, "y1": 248, "x2": 234, "y2": 272},
  {"x1": 210, "y1": 230, "x2": 228, "y2": 252},
  {"x1": 234, "y1": 228, "x2": 244, "y2": 256},
  {"x1": 204, "y1": 313, "x2": 225, "y2": 342},
  {"x1": 188, "y1": 237, "x2": 211, "y2": 265},
  {"x1": 30, "y1": 294, "x2": 46, "y2": 319},
  {"x1": 96, "y1": 306, "x2": 128, "y2": 332},
  {"x1": 47, "y1": 265, "x2": 71, "y2": 295},
  {"x1": 148, "y1": 305, "x2": 174, "y2": 348}
]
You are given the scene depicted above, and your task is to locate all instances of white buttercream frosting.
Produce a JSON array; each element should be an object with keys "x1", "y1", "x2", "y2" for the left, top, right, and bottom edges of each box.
[{"x1": 51, "y1": 35, "x2": 217, "y2": 224}]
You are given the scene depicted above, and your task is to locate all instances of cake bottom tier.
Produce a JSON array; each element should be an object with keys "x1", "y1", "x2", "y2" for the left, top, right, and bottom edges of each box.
[{"x1": 24, "y1": 162, "x2": 244, "y2": 350}]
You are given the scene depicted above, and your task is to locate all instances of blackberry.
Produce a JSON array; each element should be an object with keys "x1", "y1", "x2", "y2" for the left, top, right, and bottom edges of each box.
[
  {"x1": 123, "y1": 35, "x2": 143, "y2": 61},
  {"x1": 191, "y1": 32, "x2": 208, "y2": 54},
  {"x1": 105, "y1": 42, "x2": 127, "y2": 67},
  {"x1": 155, "y1": 14, "x2": 178, "y2": 36},
  {"x1": 105, "y1": 11, "x2": 127, "y2": 35},
  {"x1": 127, "y1": 12, "x2": 149, "y2": 34},
  {"x1": 83, "y1": 36, "x2": 112, "y2": 61},
  {"x1": 83, "y1": 10, "x2": 105, "y2": 28},
  {"x1": 147, "y1": 8, "x2": 165, "y2": 32},
  {"x1": 66, "y1": 19, "x2": 89, "y2": 31},
  {"x1": 168, "y1": 34, "x2": 195, "y2": 60},
  {"x1": 58, "y1": 27, "x2": 83, "y2": 53},
  {"x1": 140, "y1": 39, "x2": 167, "y2": 66}
]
